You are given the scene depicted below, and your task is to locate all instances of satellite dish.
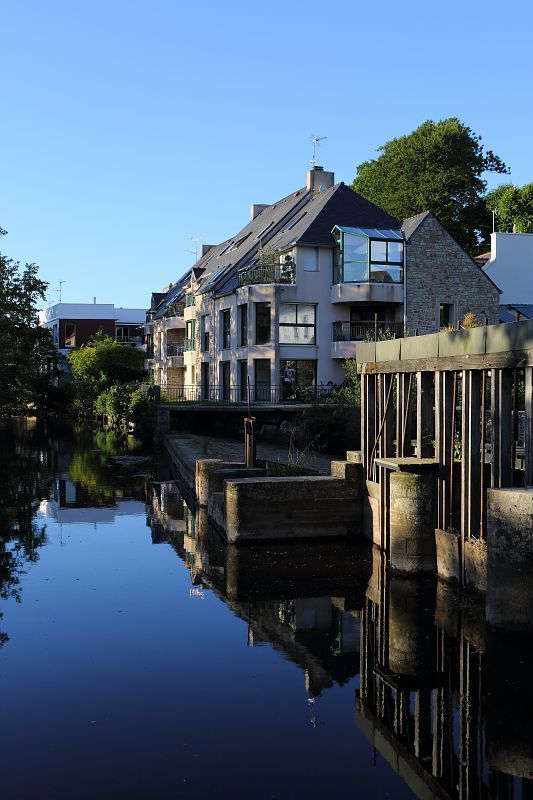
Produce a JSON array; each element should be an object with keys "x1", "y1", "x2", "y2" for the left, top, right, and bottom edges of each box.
[{"x1": 319, "y1": 184, "x2": 327, "y2": 192}]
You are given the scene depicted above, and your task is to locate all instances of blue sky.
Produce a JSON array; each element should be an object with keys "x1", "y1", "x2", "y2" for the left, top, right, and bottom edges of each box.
[{"x1": 2, "y1": 0, "x2": 531, "y2": 309}]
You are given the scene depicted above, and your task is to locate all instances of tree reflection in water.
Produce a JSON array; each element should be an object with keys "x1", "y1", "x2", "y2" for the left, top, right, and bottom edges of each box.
[{"x1": 0, "y1": 420, "x2": 152, "y2": 645}]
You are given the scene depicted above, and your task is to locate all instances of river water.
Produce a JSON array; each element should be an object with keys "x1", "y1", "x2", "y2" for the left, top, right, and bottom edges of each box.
[{"x1": 0, "y1": 420, "x2": 531, "y2": 799}]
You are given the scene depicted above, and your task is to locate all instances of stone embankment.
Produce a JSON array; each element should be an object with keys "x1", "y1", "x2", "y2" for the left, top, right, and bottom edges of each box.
[{"x1": 164, "y1": 434, "x2": 364, "y2": 543}]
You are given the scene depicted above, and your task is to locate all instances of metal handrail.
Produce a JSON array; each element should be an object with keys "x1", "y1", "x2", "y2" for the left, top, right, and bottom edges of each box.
[
  {"x1": 332, "y1": 320, "x2": 404, "y2": 342},
  {"x1": 166, "y1": 343, "x2": 184, "y2": 357},
  {"x1": 183, "y1": 337, "x2": 196, "y2": 351},
  {"x1": 158, "y1": 383, "x2": 340, "y2": 405},
  {"x1": 238, "y1": 262, "x2": 295, "y2": 287}
]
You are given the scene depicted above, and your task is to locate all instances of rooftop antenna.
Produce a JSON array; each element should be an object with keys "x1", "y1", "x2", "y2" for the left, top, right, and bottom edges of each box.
[
  {"x1": 189, "y1": 235, "x2": 203, "y2": 262},
  {"x1": 310, "y1": 133, "x2": 327, "y2": 168},
  {"x1": 59, "y1": 281, "x2": 66, "y2": 303}
]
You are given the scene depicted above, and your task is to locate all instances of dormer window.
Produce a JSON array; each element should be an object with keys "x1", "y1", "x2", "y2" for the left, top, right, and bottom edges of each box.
[{"x1": 332, "y1": 226, "x2": 404, "y2": 285}]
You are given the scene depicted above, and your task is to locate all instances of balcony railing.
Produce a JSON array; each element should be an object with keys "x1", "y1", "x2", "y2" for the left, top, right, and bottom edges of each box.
[
  {"x1": 116, "y1": 335, "x2": 143, "y2": 345},
  {"x1": 166, "y1": 343, "x2": 184, "y2": 357},
  {"x1": 185, "y1": 295, "x2": 195, "y2": 307},
  {"x1": 333, "y1": 320, "x2": 404, "y2": 342},
  {"x1": 238, "y1": 261, "x2": 295, "y2": 287},
  {"x1": 183, "y1": 337, "x2": 196, "y2": 351},
  {"x1": 158, "y1": 384, "x2": 337, "y2": 405}
]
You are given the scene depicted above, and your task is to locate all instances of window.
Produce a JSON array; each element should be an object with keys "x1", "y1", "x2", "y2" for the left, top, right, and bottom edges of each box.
[
  {"x1": 440, "y1": 303, "x2": 454, "y2": 328},
  {"x1": 201, "y1": 362, "x2": 210, "y2": 400},
  {"x1": 238, "y1": 304, "x2": 248, "y2": 347},
  {"x1": 255, "y1": 222, "x2": 274, "y2": 240},
  {"x1": 254, "y1": 358, "x2": 271, "y2": 402},
  {"x1": 255, "y1": 302, "x2": 271, "y2": 345},
  {"x1": 220, "y1": 361, "x2": 230, "y2": 401},
  {"x1": 64, "y1": 323, "x2": 76, "y2": 348},
  {"x1": 285, "y1": 212, "x2": 306, "y2": 232},
  {"x1": 369, "y1": 239, "x2": 404, "y2": 283},
  {"x1": 220, "y1": 309, "x2": 231, "y2": 349},
  {"x1": 279, "y1": 360, "x2": 317, "y2": 400},
  {"x1": 185, "y1": 320, "x2": 195, "y2": 349},
  {"x1": 303, "y1": 247, "x2": 318, "y2": 272},
  {"x1": 279, "y1": 304, "x2": 316, "y2": 344},
  {"x1": 201, "y1": 314, "x2": 210, "y2": 352},
  {"x1": 238, "y1": 359, "x2": 248, "y2": 402},
  {"x1": 334, "y1": 228, "x2": 404, "y2": 284}
]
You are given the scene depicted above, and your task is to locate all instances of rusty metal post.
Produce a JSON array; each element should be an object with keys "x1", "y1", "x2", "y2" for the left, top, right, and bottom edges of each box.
[{"x1": 244, "y1": 377, "x2": 256, "y2": 468}]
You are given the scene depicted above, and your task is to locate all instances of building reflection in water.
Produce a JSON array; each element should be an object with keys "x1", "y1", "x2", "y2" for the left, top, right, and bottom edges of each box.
[{"x1": 147, "y1": 478, "x2": 533, "y2": 800}]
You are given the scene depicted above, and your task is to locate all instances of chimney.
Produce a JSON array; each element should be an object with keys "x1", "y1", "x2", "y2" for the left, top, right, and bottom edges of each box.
[
  {"x1": 251, "y1": 204, "x2": 268, "y2": 221},
  {"x1": 306, "y1": 165, "x2": 335, "y2": 193},
  {"x1": 201, "y1": 244, "x2": 214, "y2": 257}
]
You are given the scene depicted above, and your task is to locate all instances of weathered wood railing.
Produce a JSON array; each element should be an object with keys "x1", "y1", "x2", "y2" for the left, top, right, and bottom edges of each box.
[{"x1": 357, "y1": 319, "x2": 533, "y2": 590}]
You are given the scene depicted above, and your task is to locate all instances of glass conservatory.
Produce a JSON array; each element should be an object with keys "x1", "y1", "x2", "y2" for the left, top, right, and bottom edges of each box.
[{"x1": 332, "y1": 226, "x2": 404, "y2": 285}]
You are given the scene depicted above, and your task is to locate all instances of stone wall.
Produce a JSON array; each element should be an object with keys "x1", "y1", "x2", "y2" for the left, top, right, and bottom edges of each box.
[{"x1": 406, "y1": 214, "x2": 500, "y2": 335}]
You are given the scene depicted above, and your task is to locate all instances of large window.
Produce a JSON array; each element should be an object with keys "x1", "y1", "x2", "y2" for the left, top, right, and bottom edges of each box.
[
  {"x1": 342, "y1": 233, "x2": 367, "y2": 282},
  {"x1": 220, "y1": 309, "x2": 231, "y2": 350},
  {"x1": 255, "y1": 302, "x2": 271, "y2": 345},
  {"x1": 64, "y1": 323, "x2": 76, "y2": 348},
  {"x1": 280, "y1": 360, "x2": 317, "y2": 400},
  {"x1": 334, "y1": 228, "x2": 404, "y2": 284},
  {"x1": 254, "y1": 358, "x2": 271, "y2": 402},
  {"x1": 238, "y1": 359, "x2": 248, "y2": 402},
  {"x1": 238, "y1": 303, "x2": 248, "y2": 347},
  {"x1": 279, "y1": 304, "x2": 316, "y2": 344},
  {"x1": 369, "y1": 239, "x2": 404, "y2": 283},
  {"x1": 201, "y1": 314, "x2": 210, "y2": 352}
]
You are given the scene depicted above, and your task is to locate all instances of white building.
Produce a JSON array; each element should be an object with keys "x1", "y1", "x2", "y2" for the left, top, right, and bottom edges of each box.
[
  {"x1": 483, "y1": 231, "x2": 533, "y2": 305},
  {"x1": 39, "y1": 302, "x2": 147, "y2": 354}
]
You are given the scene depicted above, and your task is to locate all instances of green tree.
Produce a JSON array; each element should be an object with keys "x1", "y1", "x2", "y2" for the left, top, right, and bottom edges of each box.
[
  {"x1": 352, "y1": 118, "x2": 508, "y2": 251},
  {"x1": 68, "y1": 332, "x2": 145, "y2": 413},
  {"x1": 0, "y1": 230, "x2": 51, "y2": 417},
  {"x1": 486, "y1": 182, "x2": 533, "y2": 233}
]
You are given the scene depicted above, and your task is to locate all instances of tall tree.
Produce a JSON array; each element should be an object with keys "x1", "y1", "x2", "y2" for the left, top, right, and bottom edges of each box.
[
  {"x1": 485, "y1": 182, "x2": 533, "y2": 233},
  {"x1": 352, "y1": 118, "x2": 508, "y2": 251},
  {"x1": 0, "y1": 230, "x2": 51, "y2": 417}
]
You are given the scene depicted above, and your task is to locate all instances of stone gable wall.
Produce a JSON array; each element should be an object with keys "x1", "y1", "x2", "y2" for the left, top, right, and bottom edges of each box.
[{"x1": 405, "y1": 215, "x2": 500, "y2": 335}]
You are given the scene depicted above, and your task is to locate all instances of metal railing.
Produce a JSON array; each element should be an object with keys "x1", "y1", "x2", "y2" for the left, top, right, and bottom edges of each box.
[
  {"x1": 332, "y1": 320, "x2": 404, "y2": 342},
  {"x1": 116, "y1": 335, "x2": 143, "y2": 345},
  {"x1": 158, "y1": 383, "x2": 338, "y2": 405},
  {"x1": 166, "y1": 343, "x2": 184, "y2": 357},
  {"x1": 183, "y1": 337, "x2": 196, "y2": 351},
  {"x1": 238, "y1": 261, "x2": 296, "y2": 287}
]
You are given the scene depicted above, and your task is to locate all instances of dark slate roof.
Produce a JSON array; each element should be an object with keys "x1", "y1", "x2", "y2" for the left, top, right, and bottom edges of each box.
[
  {"x1": 500, "y1": 303, "x2": 533, "y2": 322},
  {"x1": 197, "y1": 187, "x2": 311, "y2": 296},
  {"x1": 267, "y1": 184, "x2": 401, "y2": 252},
  {"x1": 150, "y1": 292, "x2": 166, "y2": 311},
  {"x1": 401, "y1": 211, "x2": 431, "y2": 240}
]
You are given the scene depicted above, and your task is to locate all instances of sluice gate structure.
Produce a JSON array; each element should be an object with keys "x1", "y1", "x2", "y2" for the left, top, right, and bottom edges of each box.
[{"x1": 357, "y1": 319, "x2": 533, "y2": 621}]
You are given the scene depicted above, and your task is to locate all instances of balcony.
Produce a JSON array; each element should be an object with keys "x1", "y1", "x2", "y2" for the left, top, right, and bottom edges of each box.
[
  {"x1": 166, "y1": 343, "x2": 184, "y2": 357},
  {"x1": 166, "y1": 342, "x2": 184, "y2": 368},
  {"x1": 116, "y1": 335, "x2": 143, "y2": 346},
  {"x1": 183, "y1": 337, "x2": 196, "y2": 351},
  {"x1": 238, "y1": 260, "x2": 295, "y2": 287},
  {"x1": 185, "y1": 295, "x2": 195, "y2": 307},
  {"x1": 331, "y1": 320, "x2": 403, "y2": 359}
]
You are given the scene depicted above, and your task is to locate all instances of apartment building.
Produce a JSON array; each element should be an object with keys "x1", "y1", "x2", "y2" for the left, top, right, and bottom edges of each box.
[{"x1": 146, "y1": 167, "x2": 500, "y2": 401}]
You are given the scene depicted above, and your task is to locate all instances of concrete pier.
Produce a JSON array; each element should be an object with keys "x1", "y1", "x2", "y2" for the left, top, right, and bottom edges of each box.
[
  {"x1": 389, "y1": 471, "x2": 436, "y2": 574},
  {"x1": 487, "y1": 487, "x2": 533, "y2": 632}
]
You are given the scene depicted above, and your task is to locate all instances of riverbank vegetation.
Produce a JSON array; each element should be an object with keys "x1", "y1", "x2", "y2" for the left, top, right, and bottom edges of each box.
[
  {"x1": 67, "y1": 333, "x2": 154, "y2": 436},
  {"x1": 0, "y1": 229, "x2": 59, "y2": 418}
]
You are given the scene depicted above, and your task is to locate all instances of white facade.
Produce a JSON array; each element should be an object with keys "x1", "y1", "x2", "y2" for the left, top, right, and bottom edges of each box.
[{"x1": 484, "y1": 232, "x2": 533, "y2": 304}]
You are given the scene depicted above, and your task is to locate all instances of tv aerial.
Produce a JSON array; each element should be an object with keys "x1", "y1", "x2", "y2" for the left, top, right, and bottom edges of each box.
[
  {"x1": 310, "y1": 133, "x2": 327, "y2": 168},
  {"x1": 188, "y1": 234, "x2": 204, "y2": 262}
]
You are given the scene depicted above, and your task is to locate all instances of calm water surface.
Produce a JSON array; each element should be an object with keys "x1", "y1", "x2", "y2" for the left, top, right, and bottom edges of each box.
[{"x1": 0, "y1": 421, "x2": 532, "y2": 799}]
